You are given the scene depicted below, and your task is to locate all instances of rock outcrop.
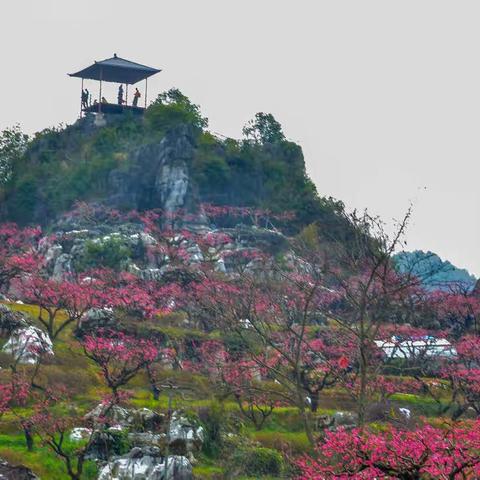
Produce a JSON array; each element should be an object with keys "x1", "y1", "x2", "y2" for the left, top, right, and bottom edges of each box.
[
  {"x1": 108, "y1": 125, "x2": 198, "y2": 215},
  {"x1": 0, "y1": 459, "x2": 39, "y2": 480},
  {"x1": 168, "y1": 413, "x2": 204, "y2": 459},
  {"x1": 0, "y1": 304, "x2": 28, "y2": 336},
  {"x1": 78, "y1": 404, "x2": 200, "y2": 478},
  {"x1": 2, "y1": 325, "x2": 53, "y2": 365},
  {"x1": 97, "y1": 447, "x2": 192, "y2": 480},
  {"x1": 34, "y1": 217, "x2": 288, "y2": 286},
  {"x1": 84, "y1": 404, "x2": 165, "y2": 431},
  {"x1": 76, "y1": 308, "x2": 117, "y2": 338}
]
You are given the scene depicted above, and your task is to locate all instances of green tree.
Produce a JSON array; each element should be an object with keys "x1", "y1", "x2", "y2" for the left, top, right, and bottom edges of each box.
[
  {"x1": 0, "y1": 125, "x2": 29, "y2": 184},
  {"x1": 146, "y1": 88, "x2": 208, "y2": 132},
  {"x1": 242, "y1": 112, "x2": 285, "y2": 144}
]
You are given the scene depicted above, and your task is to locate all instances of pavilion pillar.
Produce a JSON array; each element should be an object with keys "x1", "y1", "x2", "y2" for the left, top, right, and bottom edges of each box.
[
  {"x1": 80, "y1": 78, "x2": 84, "y2": 118},
  {"x1": 126, "y1": 84, "x2": 129, "y2": 106},
  {"x1": 145, "y1": 78, "x2": 148, "y2": 108},
  {"x1": 99, "y1": 68, "x2": 103, "y2": 113}
]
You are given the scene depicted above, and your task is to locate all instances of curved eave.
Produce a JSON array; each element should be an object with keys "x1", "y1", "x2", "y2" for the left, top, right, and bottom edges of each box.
[{"x1": 68, "y1": 67, "x2": 161, "y2": 85}]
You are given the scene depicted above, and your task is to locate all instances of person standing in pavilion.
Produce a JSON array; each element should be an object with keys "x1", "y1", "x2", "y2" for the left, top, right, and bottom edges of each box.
[
  {"x1": 81, "y1": 89, "x2": 89, "y2": 109},
  {"x1": 132, "y1": 88, "x2": 141, "y2": 107},
  {"x1": 117, "y1": 85, "x2": 124, "y2": 105}
]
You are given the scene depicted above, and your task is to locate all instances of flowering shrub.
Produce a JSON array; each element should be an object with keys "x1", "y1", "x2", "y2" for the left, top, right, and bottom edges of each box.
[{"x1": 297, "y1": 422, "x2": 480, "y2": 479}]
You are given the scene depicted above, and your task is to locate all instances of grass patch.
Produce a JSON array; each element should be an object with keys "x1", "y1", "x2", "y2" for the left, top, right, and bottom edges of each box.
[
  {"x1": 251, "y1": 430, "x2": 312, "y2": 455},
  {"x1": 0, "y1": 434, "x2": 97, "y2": 479},
  {"x1": 390, "y1": 393, "x2": 450, "y2": 416},
  {"x1": 193, "y1": 463, "x2": 224, "y2": 479}
]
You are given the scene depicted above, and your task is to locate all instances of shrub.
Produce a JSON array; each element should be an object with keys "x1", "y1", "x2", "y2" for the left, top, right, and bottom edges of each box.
[
  {"x1": 198, "y1": 401, "x2": 227, "y2": 457},
  {"x1": 230, "y1": 446, "x2": 284, "y2": 476},
  {"x1": 76, "y1": 237, "x2": 131, "y2": 271}
]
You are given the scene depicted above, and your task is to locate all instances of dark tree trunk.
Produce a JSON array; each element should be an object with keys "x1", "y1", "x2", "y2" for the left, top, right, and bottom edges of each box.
[{"x1": 23, "y1": 426, "x2": 34, "y2": 452}]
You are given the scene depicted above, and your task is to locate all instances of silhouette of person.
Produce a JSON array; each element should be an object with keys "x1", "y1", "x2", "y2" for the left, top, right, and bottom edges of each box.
[
  {"x1": 117, "y1": 85, "x2": 124, "y2": 105},
  {"x1": 81, "y1": 89, "x2": 89, "y2": 109},
  {"x1": 132, "y1": 88, "x2": 141, "y2": 107}
]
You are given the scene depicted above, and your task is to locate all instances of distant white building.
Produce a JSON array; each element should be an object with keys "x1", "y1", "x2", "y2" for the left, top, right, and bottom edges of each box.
[{"x1": 375, "y1": 336, "x2": 456, "y2": 359}]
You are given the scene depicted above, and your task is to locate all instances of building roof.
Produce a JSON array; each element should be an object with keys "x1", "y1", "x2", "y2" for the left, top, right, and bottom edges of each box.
[{"x1": 69, "y1": 54, "x2": 161, "y2": 84}]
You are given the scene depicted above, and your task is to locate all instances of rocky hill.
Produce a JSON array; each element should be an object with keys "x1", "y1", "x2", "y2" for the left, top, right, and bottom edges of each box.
[
  {"x1": 3, "y1": 90, "x2": 480, "y2": 480},
  {"x1": 394, "y1": 250, "x2": 477, "y2": 292},
  {"x1": 0, "y1": 89, "x2": 349, "y2": 245}
]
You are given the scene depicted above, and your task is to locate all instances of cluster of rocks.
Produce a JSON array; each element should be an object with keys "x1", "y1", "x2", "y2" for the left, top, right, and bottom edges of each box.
[
  {"x1": 36, "y1": 216, "x2": 288, "y2": 284},
  {"x1": 0, "y1": 304, "x2": 53, "y2": 365},
  {"x1": 0, "y1": 459, "x2": 39, "y2": 480},
  {"x1": 97, "y1": 448, "x2": 191, "y2": 480},
  {"x1": 69, "y1": 403, "x2": 203, "y2": 480}
]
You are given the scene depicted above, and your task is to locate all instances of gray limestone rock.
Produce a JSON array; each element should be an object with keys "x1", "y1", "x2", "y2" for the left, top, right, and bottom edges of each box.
[
  {"x1": 2, "y1": 326, "x2": 54, "y2": 364},
  {"x1": 97, "y1": 449, "x2": 192, "y2": 480},
  {"x1": 0, "y1": 459, "x2": 39, "y2": 480},
  {"x1": 76, "y1": 308, "x2": 116, "y2": 337},
  {"x1": 52, "y1": 253, "x2": 74, "y2": 280},
  {"x1": 107, "y1": 125, "x2": 197, "y2": 217},
  {"x1": 0, "y1": 304, "x2": 28, "y2": 337}
]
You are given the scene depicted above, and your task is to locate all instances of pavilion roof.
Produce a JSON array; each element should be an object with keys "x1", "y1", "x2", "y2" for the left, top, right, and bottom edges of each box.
[{"x1": 69, "y1": 54, "x2": 161, "y2": 84}]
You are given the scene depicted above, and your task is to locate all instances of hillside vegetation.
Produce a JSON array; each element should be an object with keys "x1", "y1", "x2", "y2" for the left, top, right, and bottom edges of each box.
[
  {"x1": 1, "y1": 91, "x2": 480, "y2": 480},
  {"x1": 0, "y1": 89, "x2": 346, "y2": 240}
]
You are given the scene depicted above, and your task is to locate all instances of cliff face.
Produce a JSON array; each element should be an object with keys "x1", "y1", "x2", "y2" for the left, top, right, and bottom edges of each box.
[{"x1": 107, "y1": 125, "x2": 198, "y2": 214}]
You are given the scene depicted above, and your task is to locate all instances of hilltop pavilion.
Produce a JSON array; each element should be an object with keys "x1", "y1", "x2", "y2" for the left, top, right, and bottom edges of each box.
[{"x1": 69, "y1": 54, "x2": 161, "y2": 117}]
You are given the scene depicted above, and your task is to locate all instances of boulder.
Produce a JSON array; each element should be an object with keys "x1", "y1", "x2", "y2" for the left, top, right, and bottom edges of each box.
[
  {"x1": 168, "y1": 413, "x2": 204, "y2": 456},
  {"x1": 0, "y1": 459, "x2": 39, "y2": 480},
  {"x1": 399, "y1": 407, "x2": 411, "y2": 419},
  {"x1": 69, "y1": 427, "x2": 93, "y2": 442},
  {"x1": 76, "y1": 308, "x2": 116, "y2": 337},
  {"x1": 131, "y1": 408, "x2": 165, "y2": 431},
  {"x1": 85, "y1": 403, "x2": 131, "y2": 429},
  {"x1": 97, "y1": 447, "x2": 192, "y2": 480},
  {"x1": 332, "y1": 411, "x2": 358, "y2": 429},
  {"x1": 127, "y1": 432, "x2": 164, "y2": 448},
  {"x1": 2, "y1": 326, "x2": 53, "y2": 364},
  {"x1": 44, "y1": 244, "x2": 63, "y2": 272},
  {"x1": 0, "y1": 304, "x2": 28, "y2": 337},
  {"x1": 52, "y1": 253, "x2": 74, "y2": 280},
  {"x1": 314, "y1": 414, "x2": 334, "y2": 431},
  {"x1": 84, "y1": 429, "x2": 127, "y2": 461},
  {"x1": 366, "y1": 402, "x2": 414, "y2": 426},
  {"x1": 85, "y1": 404, "x2": 164, "y2": 432}
]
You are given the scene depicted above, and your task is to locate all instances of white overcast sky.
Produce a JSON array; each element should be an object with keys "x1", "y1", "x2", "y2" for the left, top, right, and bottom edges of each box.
[{"x1": 0, "y1": 1, "x2": 479, "y2": 276}]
